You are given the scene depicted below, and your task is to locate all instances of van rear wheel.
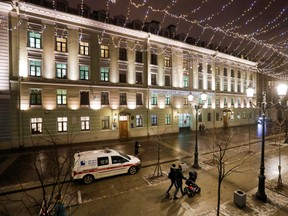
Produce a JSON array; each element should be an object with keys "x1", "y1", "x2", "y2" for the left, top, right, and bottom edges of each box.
[
  {"x1": 128, "y1": 166, "x2": 137, "y2": 175},
  {"x1": 83, "y1": 174, "x2": 94, "y2": 184}
]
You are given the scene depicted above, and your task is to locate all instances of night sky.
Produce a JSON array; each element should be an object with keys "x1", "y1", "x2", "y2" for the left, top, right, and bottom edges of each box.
[{"x1": 47, "y1": 0, "x2": 288, "y2": 78}]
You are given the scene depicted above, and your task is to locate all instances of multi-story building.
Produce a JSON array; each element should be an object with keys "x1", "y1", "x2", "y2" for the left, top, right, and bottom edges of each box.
[{"x1": 0, "y1": 1, "x2": 258, "y2": 149}]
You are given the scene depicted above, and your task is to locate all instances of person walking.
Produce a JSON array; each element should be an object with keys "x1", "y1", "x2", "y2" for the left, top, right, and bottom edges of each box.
[
  {"x1": 166, "y1": 164, "x2": 176, "y2": 197},
  {"x1": 173, "y1": 164, "x2": 186, "y2": 200}
]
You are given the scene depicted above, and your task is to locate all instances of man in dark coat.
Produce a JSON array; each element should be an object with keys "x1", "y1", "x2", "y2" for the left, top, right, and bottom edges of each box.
[
  {"x1": 173, "y1": 164, "x2": 186, "y2": 200},
  {"x1": 166, "y1": 164, "x2": 176, "y2": 196}
]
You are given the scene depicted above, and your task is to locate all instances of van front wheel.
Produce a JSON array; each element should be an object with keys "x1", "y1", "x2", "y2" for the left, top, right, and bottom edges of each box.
[
  {"x1": 83, "y1": 174, "x2": 94, "y2": 184},
  {"x1": 128, "y1": 166, "x2": 137, "y2": 175}
]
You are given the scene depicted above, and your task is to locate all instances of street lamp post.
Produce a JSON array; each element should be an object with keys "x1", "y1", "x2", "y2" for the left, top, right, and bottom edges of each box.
[
  {"x1": 246, "y1": 83, "x2": 287, "y2": 202},
  {"x1": 188, "y1": 91, "x2": 207, "y2": 169}
]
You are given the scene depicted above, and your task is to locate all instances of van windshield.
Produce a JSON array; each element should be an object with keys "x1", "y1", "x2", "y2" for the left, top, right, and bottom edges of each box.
[{"x1": 119, "y1": 152, "x2": 131, "y2": 160}]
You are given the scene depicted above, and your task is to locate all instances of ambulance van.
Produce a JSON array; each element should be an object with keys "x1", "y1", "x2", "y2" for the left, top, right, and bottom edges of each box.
[{"x1": 71, "y1": 148, "x2": 141, "y2": 184}]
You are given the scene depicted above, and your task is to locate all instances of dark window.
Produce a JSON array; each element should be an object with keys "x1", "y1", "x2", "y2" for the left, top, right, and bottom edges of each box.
[
  {"x1": 101, "y1": 92, "x2": 109, "y2": 105},
  {"x1": 136, "y1": 72, "x2": 142, "y2": 84},
  {"x1": 112, "y1": 156, "x2": 128, "y2": 164},
  {"x1": 30, "y1": 89, "x2": 42, "y2": 105},
  {"x1": 231, "y1": 69, "x2": 234, "y2": 77},
  {"x1": 136, "y1": 51, "x2": 143, "y2": 63},
  {"x1": 97, "y1": 157, "x2": 109, "y2": 166},
  {"x1": 207, "y1": 64, "x2": 212, "y2": 73},
  {"x1": 224, "y1": 68, "x2": 227, "y2": 76},
  {"x1": 119, "y1": 48, "x2": 127, "y2": 61},
  {"x1": 151, "y1": 53, "x2": 157, "y2": 65},
  {"x1": 136, "y1": 93, "x2": 143, "y2": 105},
  {"x1": 80, "y1": 91, "x2": 89, "y2": 105},
  {"x1": 120, "y1": 93, "x2": 127, "y2": 105},
  {"x1": 119, "y1": 71, "x2": 127, "y2": 83},
  {"x1": 207, "y1": 113, "x2": 211, "y2": 122},
  {"x1": 165, "y1": 75, "x2": 170, "y2": 86},
  {"x1": 198, "y1": 63, "x2": 203, "y2": 72},
  {"x1": 151, "y1": 74, "x2": 157, "y2": 85},
  {"x1": 238, "y1": 71, "x2": 241, "y2": 79}
]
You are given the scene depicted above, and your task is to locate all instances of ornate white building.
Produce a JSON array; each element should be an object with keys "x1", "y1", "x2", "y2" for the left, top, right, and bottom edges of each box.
[{"x1": 0, "y1": 1, "x2": 258, "y2": 149}]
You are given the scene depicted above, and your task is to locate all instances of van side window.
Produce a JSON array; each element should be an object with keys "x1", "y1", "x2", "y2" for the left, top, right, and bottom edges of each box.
[
  {"x1": 98, "y1": 157, "x2": 109, "y2": 166},
  {"x1": 112, "y1": 156, "x2": 128, "y2": 164}
]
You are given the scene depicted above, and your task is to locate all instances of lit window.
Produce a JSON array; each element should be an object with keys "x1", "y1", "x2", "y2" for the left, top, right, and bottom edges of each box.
[
  {"x1": 57, "y1": 117, "x2": 68, "y2": 132},
  {"x1": 151, "y1": 94, "x2": 157, "y2": 105},
  {"x1": 28, "y1": 31, "x2": 41, "y2": 49},
  {"x1": 56, "y1": 63, "x2": 67, "y2": 79},
  {"x1": 56, "y1": 37, "x2": 67, "y2": 52},
  {"x1": 100, "y1": 45, "x2": 109, "y2": 58},
  {"x1": 100, "y1": 68, "x2": 109, "y2": 82},
  {"x1": 165, "y1": 95, "x2": 171, "y2": 105},
  {"x1": 136, "y1": 115, "x2": 143, "y2": 127},
  {"x1": 29, "y1": 60, "x2": 41, "y2": 77},
  {"x1": 31, "y1": 118, "x2": 42, "y2": 134},
  {"x1": 183, "y1": 76, "x2": 189, "y2": 88},
  {"x1": 57, "y1": 89, "x2": 67, "y2": 105},
  {"x1": 151, "y1": 114, "x2": 157, "y2": 126},
  {"x1": 165, "y1": 114, "x2": 171, "y2": 125},
  {"x1": 80, "y1": 66, "x2": 89, "y2": 80},
  {"x1": 164, "y1": 56, "x2": 171, "y2": 67},
  {"x1": 79, "y1": 41, "x2": 89, "y2": 55},
  {"x1": 81, "y1": 116, "x2": 90, "y2": 131}
]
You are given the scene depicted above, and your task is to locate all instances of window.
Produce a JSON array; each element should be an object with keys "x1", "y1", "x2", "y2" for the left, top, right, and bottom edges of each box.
[
  {"x1": 207, "y1": 64, "x2": 212, "y2": 74},
  {"x1": 136, "y1": 115, "x2": 143, "y2": 127},
  {"x1": 244, "y1": 99, "x2": 247, "y2": 107},
  {"x1": 183, "y1": 76, "x2": 189, "y2": 87},
  {"x1": 151, "y1": 94, "x2": 157, "y2": 105},
  {"x1": 80, "y1": 66, "x2": 89, "y2": 80},
  {"x1": 198, "y1": 63, "x2": 203, "y2": 72},
  {"x1": 30, "y1": 89, "x2": 42, "y2": 105},
  {"x1": 237, "y1": 112, "x2": 241, "y2": 119},
  {"x1": 56, "y1": 37, "x2": 67, "y2": 52},
  {"x1": 165, "y1": 95, "x2": 171, "y2": 105},
  {"x1": 237, "y1": 98, "x2": 241, "y2": 106},
  {"x1": 112, "y1": 156, "x2": 128, "y2": 164},
  {"x1": 198, "y1": 79, "x2": 203, "y2": 89},
  {"x1": 198, "y1": 113, "x2": 202, "y2": 122},
  {"x1": 207, "y1": 113, "x2": 211, "y2": 122},
  {"x1": 231, "y1": 69, "x2": 234, "y2": 77},
  {"x1": 237, "y1": 84, "x2": 241, "y2": 92},
  {"x1": 31, "y1": 118, "x2": 42, "y2": 134},
  {"x1": 81, "y1": 116, "x2": 90, "y2": 131},
  {"x1": 136, "y1": 93, "x2": 143, "y2": 105},
  {"x1": 223, "y1": 83, "x2": 227, "y2": 91},
  {"x1": 57, "y1": 117, "x2": 68, "y2": 132},
  {"x1": 119, "y1": 71, "x2": 127, "y2": 83},
  {"x1": 224, "y1": 97, "x2": 227, "y2": 106},
  {"x1": 28, "y1": 31, "x2": 41, "y2": 48},
  {"x1": 184, "y1": 96, "x2": 188, "y2": 105},
  {"x1": 231, "y1": 83, "x2": 235, "y2": 92},
  {"x1": 231, "y1": 98, "x2": 234, "y2": 106},
  {"x1": 100, "y1": 45, "x2": 109, "y2": 58},
  {"x1": 101, "y1": 92, "x2": 109, "y2": 105},
  {"x1": 151, "y1": 114, "x2": 157, "y2": 126},
  {"x1": 120, "y1": 93, "x2": 127, "y2": 105},
  {"x1": 165, "y1": 114, "x2": 171, "y2": 125},
  {"x1": 216, "y1": 113, "x2": 220, "y2": 121},
  {"x1": 249, "y1": 73, "x2": 253, "y2": 80},
  {"x1": 98, "y1": 157, "x2": 109, "y2": 166},
  {"x1": 119, "y1": 48, "x2": 127, "y2": 61},
  {"x1": 102, "y1": 116, "x2": 110, "y2": 130},
  {"x1": 151, "y1": 74, "x2": 157, "y2": 85},
  {"x1": 224, "y1": 68, "x2": 227, "y2": 76},
  {"x1": 243, "y1": 112, "x2": 246, "y2": 119},
  {"x1": 164, "y1": 56, "x2": 171, "y2": 67},
  {"x1": 183, "y1": 60, "x2": 188, "y2": 70},
  {"x1": 216, "y1": 81, "x2": 220, "y2": 90},
  {"x1": 100, "y1": 68, "x2": 109, "y2": 82},
  {"x1": 216, "y1": 67, "x2": 220, "y2": 75},
  {"x1": 29, "y1": 60, "x2": 41, "y2": 77},
  {"x1": 57, "y1": 89, "x2": 67, "y2": 105},
  {"x1": 136, "y1": 72, "x2": 142, "y2": 84},
  {"x1": 208, "y1": 96, "x2": 212, "y2": 106},
  {"x1": 80, "y1": 91, "x2": 89, "y2": 106},
  {"x1": 216, "y1": 97, "x2": 220, "y2": 107},
  {"x1": 238, "y1": 71, "x2": 241, "y2": 79},
  {"x1": 151, "y1": 53, "x2": 157, "y2": 65},
  {"x1": 165, "y1": 75, "x2": 171, "y2": 86},
  {"x1": 56, "y1": 63, "x2": 67, "y2": 79},
  {"x1": 136, "y1": 51, "x2": 143, "y2": 63},
  {"x1": 79, "y1": 41, "x2": 89, "y2": 55},
  {"x1": 208, "y1": 80, "x2": 212, "y2": 90}
]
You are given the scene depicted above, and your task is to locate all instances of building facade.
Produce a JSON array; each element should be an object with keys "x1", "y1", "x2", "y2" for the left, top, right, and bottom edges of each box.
[{"x1": 0, "y1": 1, "x2": 258, "y2": 149}]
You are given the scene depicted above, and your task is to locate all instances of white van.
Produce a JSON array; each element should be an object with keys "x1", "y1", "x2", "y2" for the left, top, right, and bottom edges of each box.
[{"x1": 71, "y1": 148, "x2": 141, "y2": 184}]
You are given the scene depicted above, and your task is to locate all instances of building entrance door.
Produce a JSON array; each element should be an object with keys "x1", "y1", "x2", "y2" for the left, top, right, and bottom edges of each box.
[{"x1": 119, "y1": 120, "x2": 128, "y2": 139}]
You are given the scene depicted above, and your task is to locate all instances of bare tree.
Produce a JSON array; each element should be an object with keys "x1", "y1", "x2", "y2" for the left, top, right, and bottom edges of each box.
[
  {"x1": 0, "y1": 127, "x2": 79, "y2": 216},
  {"x1": 208, "y1": 127, "x2": 249, "y2": 216}
]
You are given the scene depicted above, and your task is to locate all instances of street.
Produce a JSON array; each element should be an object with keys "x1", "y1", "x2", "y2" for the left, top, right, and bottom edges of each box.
[{"x1": 0, "y1": 125, "x2": 287, "y2": 215}]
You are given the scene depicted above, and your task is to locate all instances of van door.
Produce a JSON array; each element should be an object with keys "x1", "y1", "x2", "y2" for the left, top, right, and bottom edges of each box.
[
  {"x1": 97, "y1": 156, "x2": 114, "y2": 178},
  {"x1": 111, "y1": 155, "x2": 129, "y2": 175}
]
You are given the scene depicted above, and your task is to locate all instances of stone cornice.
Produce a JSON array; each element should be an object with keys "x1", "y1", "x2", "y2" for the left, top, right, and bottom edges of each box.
[
  {"x1": 19, "y1": 2, "x2": 257, "y2": 69},
  {"x1": 0, "y1": 2, "x2": 13, "y2": 13}
]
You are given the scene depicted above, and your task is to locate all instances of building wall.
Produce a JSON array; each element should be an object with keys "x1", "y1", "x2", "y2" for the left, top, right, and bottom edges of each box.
[{"x1": 1, "y1": 2, "x2": 259, "y2": 149}]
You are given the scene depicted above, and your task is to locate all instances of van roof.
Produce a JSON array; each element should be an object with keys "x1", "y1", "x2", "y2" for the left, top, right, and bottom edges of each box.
[{"x1": 74, "y1": 148, "x2": 119, "y2": 158}]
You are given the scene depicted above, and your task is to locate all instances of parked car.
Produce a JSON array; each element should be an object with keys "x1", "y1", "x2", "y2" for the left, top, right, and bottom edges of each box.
[{"x1": 72, "y1": 148, "x2": 141, "y2": 184}]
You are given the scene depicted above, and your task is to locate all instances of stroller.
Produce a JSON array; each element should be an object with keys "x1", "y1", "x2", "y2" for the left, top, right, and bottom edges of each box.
[{"x1": 184, "y1": 171, "x2": 201, "y2": 197}]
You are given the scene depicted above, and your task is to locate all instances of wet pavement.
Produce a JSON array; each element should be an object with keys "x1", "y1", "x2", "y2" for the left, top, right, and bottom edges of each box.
[{"x1": 0, "y1": 124, "x2": 287, "y2": 215}]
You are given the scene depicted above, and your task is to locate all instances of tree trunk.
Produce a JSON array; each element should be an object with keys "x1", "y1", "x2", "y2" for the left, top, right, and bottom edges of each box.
[{"x1": 217, "y1": 165, "x2": 222, "y2": 216}]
